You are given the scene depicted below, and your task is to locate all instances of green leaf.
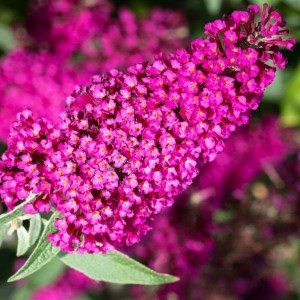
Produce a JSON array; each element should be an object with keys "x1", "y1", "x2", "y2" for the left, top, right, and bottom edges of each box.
[
  {"x1": 0, "y1": 224, "x2": 9, "y2": 247},
  {"x1": 285, "y1": 0, "x2": 300, "y2": 11},
  {"x1": 281, "y1": 63, "x2": 300, "y2": 127},
  {"x1": 0, "y1": 24, "x2": 16, "y2": 52},
  {"x1": 249, "y1": 0, "x2": 279, "y2": 6},
  {"x1": 59, "y1": 251, "x2": 179, "y2": 285},
  {"x1": 8, "y1": 211, "x2": 60, "y2": 282},
  {"x1": 28, "y1": 214, "x2": 42, "y2": 247},
  {"x1": 204, "y1": 0, "x2": 222, "y2": 15},
  {"x1": 0, "y1": 194, "x2": 35, "y2": 227},
  {"x1": 10, "y1": 287, "x2": 32, "y2": 300},
  {"x1": 264, "y1": 69, "x2": 283, "y2": 102},
  {"x1": 0, "y1": 6, "x2": 18, "y2": 24},
  {"x1": 213, "y1": 209, "x2": 234, "y2": 223},
  {"x1": 16, "y1": 226, "x2": 30, "y2": 257}
]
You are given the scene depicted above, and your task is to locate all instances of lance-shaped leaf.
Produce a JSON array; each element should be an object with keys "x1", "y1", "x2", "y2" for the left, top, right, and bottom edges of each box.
[
  {"x1": 28, "y1": 214, "x2": 42, "y2": 247},
  {"x1": 59, "y1": 251, "x2": 179, "y2": 285},
  {"x1": 0, "y1": 194, "x2": 35, "y2": 227},
  {"x1": 16, "y1": 226, "x2": 30, "y2": 257},
  {"x1": 8, "y1": 211, "x2": 60, "y2": 282}
]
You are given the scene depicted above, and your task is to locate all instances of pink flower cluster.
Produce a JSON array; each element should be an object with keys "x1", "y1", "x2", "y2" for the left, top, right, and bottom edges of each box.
[
  {"x1": 25, "y1": 0, "x2": 113, "y2": 59},
  {"x1": 0, "y1": 50, "x2": 81, "y2": 141},
  {"x1": 10, "y1": 116, "x2": 292, "y2": 300},
  {"x1": 81, "y1": 8, "x2": 187, "y2": 74},
  {"x1": 25, "y1": 116, "x2": 293, "y2": 299},
  {"x1": 0, "y1": 4, "x2": 294, "y2": 253},
  {"x1": 0, "y1": 2, "x2": 186, "y2": 141},
  {"x1": 26, "y1": 0, "x2": 186, "y2": 69}
]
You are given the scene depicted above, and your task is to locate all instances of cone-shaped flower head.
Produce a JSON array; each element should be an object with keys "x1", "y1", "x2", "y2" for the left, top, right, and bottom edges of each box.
[{"x1": 0, "y1": 4, "x2": 294, "y2": 253}]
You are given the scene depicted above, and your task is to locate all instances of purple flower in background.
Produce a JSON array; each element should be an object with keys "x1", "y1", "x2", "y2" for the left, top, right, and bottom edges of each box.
[
  {"x1": 196, "y1": 153, "x2": 300, "y2": 300},
  {"x1": 196, "y1": 116, "x2": 294, "y2": 211},
  {"x1": 0, "y1": 1, "x2": 186, "y2": 141},
  {"x1": 25, "y1": 0, "x2": 186, "y2": 67},
  {"x1": 0, "y1": 4, "x2": 294, "y2": 254},
  {"x1": 131, "y1": 202, "x2": 214, "y2": 300},
  {"x1": 0, "y1": 50, "x2": 82, "y2": 141},
  {"x1": 83, "y1": 7, "x2": 188, "y2": 74},
  {"x1": 25, "y1": 0, "x2": 113, "y2": 59}
]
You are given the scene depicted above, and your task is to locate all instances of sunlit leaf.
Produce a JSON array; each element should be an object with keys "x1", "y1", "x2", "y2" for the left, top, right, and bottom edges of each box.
[
  {"x1": 16, "y1": 226, "x2": 30, "y2": 257},
  {"x1": 60, "y1": 251, "x2": 179, "y2": 285},
  {"x1": 28, "y1": 214, "x2": 42, "y2": 247}
]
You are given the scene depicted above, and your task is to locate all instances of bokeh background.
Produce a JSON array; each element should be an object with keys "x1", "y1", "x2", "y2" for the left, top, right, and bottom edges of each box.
[{"x1": 0, "y1": 0, "x2": 299, "y2": 299}]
